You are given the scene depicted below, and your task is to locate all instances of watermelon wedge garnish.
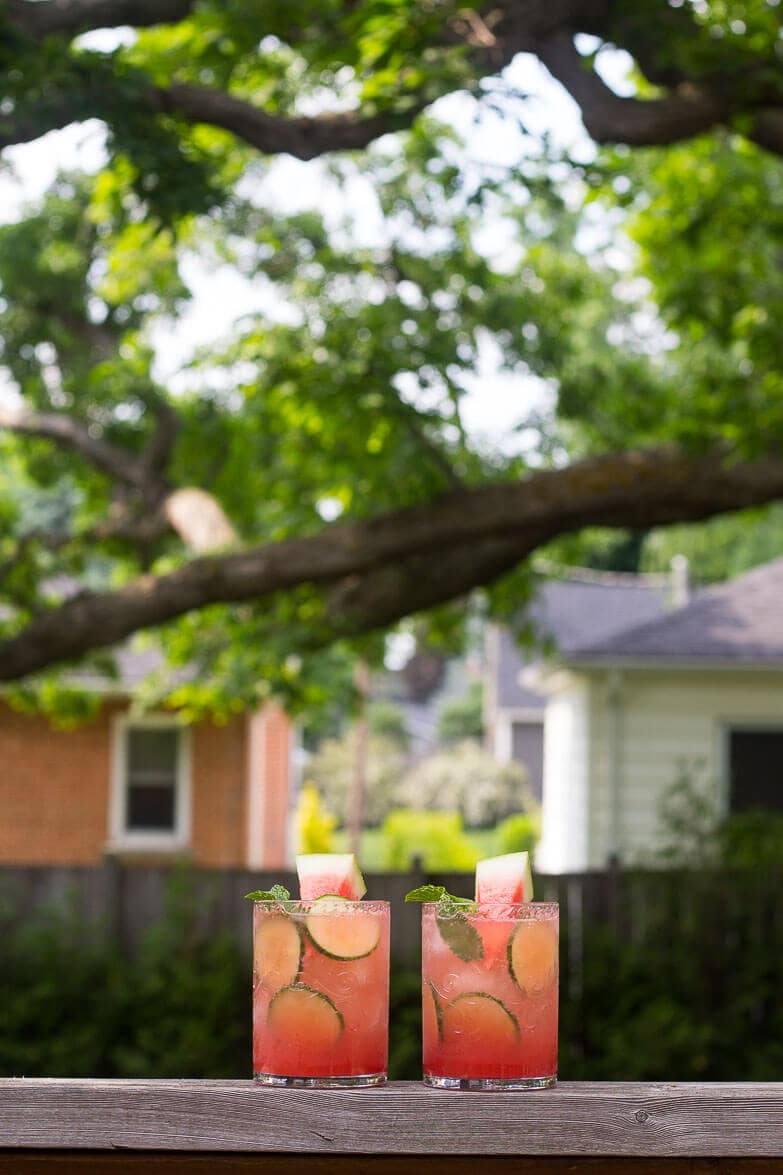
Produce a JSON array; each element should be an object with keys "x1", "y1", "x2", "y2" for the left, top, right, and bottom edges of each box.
[
  {"x1": 295, "y1": 853, "x2": 367, "y2": 901},
  {"x1": 474, "y1": 851, "x2": 534, "y2": 904}
]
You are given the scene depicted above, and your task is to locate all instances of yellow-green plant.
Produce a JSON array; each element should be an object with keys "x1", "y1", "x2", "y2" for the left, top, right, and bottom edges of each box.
[{"x1": 295, "y1": 783, "x2": 337, "y2": 854}]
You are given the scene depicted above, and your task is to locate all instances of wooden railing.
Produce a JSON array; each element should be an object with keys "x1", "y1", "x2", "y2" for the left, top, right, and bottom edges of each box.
[{"x1": 2, "y1": 1080, "x2": 782, "y2": 1173}]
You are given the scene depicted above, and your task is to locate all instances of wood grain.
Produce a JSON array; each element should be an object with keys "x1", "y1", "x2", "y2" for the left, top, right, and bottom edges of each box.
[{"x1": 1, "y1": 1082, "x2": 783, "y2": 1158}]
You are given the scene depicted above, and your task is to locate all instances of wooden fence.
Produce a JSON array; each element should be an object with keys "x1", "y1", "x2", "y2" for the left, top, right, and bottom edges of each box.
[{"x1": 2, "y1": 859, "x2": 781, "y2": 968}]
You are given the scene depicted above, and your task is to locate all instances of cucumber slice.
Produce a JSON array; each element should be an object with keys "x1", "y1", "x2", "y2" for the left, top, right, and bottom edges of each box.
[
  {"x1": 423, "y1": 980, "x2": 443, "y2": 1043},
  {"x1": 254, "y1": 913, "x2": 303, "y2": 991},
  {"x1": 267, "y1": 983, "x2": 344, "y2": 1047},
  {"x1": 306, "y1": 895, "x2": 381, "y2": 960},
  {"x1": 436, "y1": 910, "x2": 484, "y2": 963},
  {"x1": 507, "y1": 920, "x2": 557, "y2": 993},
  {"x1": 441, "y1": 991, "x2": 519, "y2": 1046}
]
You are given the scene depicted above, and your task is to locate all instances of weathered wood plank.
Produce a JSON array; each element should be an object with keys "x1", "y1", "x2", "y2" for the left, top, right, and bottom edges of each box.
[
  {"x1": 0, "y1": 1152, "x2": 781, "y2": 1173},
  {"x1": 1, "y1": 1082, "x2": 782, "y2": 1157}
]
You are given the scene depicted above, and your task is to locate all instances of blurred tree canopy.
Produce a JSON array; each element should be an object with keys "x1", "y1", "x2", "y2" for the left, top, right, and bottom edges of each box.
[{"x1": 2, "y1": 2, "x2": 783, "y2": 719}]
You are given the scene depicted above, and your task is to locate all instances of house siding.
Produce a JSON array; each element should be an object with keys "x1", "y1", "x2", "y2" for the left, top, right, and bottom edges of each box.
[
  {"x1": 585, "y1": 669, "x2": 783, "y2": 868},
  {"x1": 536, "y1": 675, "x2": 591, "y2": 872}
]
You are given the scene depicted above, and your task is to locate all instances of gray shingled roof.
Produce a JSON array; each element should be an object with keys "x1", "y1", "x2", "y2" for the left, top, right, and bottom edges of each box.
[
  {"x1": 497, "y1": 572, "x2": 672, "y2": 708},
  {"x1": 572, "y1": 556, "x2": 783, "y2": 663}
]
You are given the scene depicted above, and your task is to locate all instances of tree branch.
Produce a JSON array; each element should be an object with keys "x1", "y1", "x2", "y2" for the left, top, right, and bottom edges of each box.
[
  {"x1": 6, "y1": 0, "x2": 196, "y2": 40},
  {"x1": 4, "y1": 444, "x2": 783, "y2": 680},
  {"x1": 153, "y1": 85, "x2": 432, "y2": 161},
  {"x1": 535, "y1": 28, "x2": 726, "y2": 147},
  {"x1": 0, "y1": 405, "x2": 150, "y2": 488}
]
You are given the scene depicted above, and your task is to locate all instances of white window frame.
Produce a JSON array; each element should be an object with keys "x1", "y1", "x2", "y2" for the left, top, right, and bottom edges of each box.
[{"x1": 108, "y1": 714, "x2": 191, "y2": 851}]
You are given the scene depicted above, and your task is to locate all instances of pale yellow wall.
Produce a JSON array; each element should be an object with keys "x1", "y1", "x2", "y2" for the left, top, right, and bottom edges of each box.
[
  {"x1": 586, "y1": 668, "x2": 783, "y2": 868},
  {"x1": 536, "y1": 674, "x2": 591, "y2": 873}
]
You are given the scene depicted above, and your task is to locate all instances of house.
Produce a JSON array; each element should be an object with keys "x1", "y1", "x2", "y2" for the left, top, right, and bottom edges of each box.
[
  {"x1": 484, "y1": 565, "x2": 677, "y2": 799},
  {"x1": 0, "y1": 642, "x2": 294, "y2": 869},
  {"x1": 487, "y1": 557, "x2": 783, "y2": 872}
]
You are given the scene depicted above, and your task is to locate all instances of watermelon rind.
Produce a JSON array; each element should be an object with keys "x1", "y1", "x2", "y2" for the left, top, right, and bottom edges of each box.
[
  {"x1": 295, "y1": 853, "x2": 367, "y2": 900},
  {"x1": 474, "y1": 851, "x2": 534, "y2": 904}
]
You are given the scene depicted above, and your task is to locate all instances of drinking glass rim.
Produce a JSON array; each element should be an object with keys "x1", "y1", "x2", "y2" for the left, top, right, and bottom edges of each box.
[
  {"x1": 252, "y1": 898, "x2": 390, "y2": 913},
  {"x1": 421, "y1": 900, "x2": 558, "y2": 915}
]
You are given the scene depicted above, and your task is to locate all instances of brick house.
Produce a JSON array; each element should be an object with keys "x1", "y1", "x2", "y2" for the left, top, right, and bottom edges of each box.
[{"x1": 0, "y1": 645, "x2": 293, "y2": 869}]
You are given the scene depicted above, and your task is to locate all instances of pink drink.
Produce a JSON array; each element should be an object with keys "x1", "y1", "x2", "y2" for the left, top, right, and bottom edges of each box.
[
  {"x1": 253, "y1": 899, "x2": 390, "y2": 1087},
  {"x1": 421, "y1": 901, "x2": 558, "y2": 1089}
]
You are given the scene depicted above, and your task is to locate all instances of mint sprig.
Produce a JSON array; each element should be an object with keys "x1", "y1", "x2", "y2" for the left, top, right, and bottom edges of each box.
[
  {"x1": 245, "y1": 884, "x2": 292, "y2": 901},
  {"x1": 404, "y1": 885, "x2": 475, "y2": 909}
]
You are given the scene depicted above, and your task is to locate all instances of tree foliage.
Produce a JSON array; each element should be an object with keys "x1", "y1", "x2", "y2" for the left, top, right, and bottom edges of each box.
[{"x1": 2, "y1": 2, "x2": 783, "y2": 716}]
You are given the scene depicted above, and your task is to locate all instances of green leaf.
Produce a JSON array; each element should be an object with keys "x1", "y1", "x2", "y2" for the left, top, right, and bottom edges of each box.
[
  {"x1": 404, "y1": 884, "x2": 475, "y2": 907},
  {"x1": 244, "y1": 884, "x2": 291, "y2": 901},
  {"x1": 435, "y1": 909, "x2": 484, "y2": 963},
  {"x1": 404, "y1": 884, "x2": 447, "y2": 902}
]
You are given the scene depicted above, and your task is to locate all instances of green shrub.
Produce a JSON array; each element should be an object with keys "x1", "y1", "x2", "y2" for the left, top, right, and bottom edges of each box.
[
  {"x1": 0, "y1": 878, "x2": 249, "y2": 1079},
  {"x1": 437, "y1": 683, "x2": 484, "y2": 743},
  {"x1": 495, "y1": 811, "x2": 540, "y2": 856},
  {"x1": 719, "y1": 809, "x2": 783, "y2": 867},
  {"x1": 368, "y1": 701, "x2": 409, "y2": 747},
  {"x1": 381, "y1": 809, "x2": 478, "y2": 871},
  {"x1": 397, "y1": 740, "x2": 531, "y2": 828}
]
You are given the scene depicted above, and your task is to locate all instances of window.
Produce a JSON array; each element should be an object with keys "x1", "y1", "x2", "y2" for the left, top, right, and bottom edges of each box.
[
  {"x1": 511, "y1": 720, "x2": 544, "y2": 801},
  {"x1": 727, "y1": 727, "x2": 783, "y2": 814},
  {"x1": 110, "y1": 718, "x2": 190, "y2": 848}
]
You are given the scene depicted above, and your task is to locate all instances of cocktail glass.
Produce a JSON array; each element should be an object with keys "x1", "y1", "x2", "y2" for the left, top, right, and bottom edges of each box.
[
  {"x1": 253, "y1": 898, "x2": 390, "y2": 1087},
  {"x1": 421, "y1": 900, "x2": 558, "y2": 1090}
]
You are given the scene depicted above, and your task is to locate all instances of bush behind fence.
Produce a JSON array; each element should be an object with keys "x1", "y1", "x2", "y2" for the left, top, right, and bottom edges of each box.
[{"x1": 1, "y1": 863, "x2": 782, "y2": 1081}]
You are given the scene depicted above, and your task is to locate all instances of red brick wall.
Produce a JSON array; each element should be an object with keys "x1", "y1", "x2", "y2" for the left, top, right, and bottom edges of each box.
[
  {"x1": 0, "y1": 701, "x2": 118, "y2": 865},
  {"x1": 0, "y1": 700, "x2": 292, "y2": 868},
  {"x1": 190, "y1": 717, "x2": 248, "y2": 867},
  {"x1": 259, "y1": 703, "x2": 292, "y2": 869}
]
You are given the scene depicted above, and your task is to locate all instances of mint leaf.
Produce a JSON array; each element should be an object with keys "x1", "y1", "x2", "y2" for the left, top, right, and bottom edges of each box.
[
  {"x1": 404, "y1": 885, "x2": 447, "y2": 902},
  {"x1": 404, "y1": 885, "x2": 475, "y2": 904},
  {"x1": 245, "y1": 884, "x2": 292, "y2": 901},
  {"x1": 436, "y1": 909, "x2": 484, "y2": 962}
]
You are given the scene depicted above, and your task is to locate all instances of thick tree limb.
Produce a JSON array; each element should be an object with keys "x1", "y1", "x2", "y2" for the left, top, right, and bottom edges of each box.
[
  {"x1": 6, "y1": 0, "x2": 196, "y2": 40},
  {"x1": 4, "y1": 444, "x2": 783, "y2": 680},
  {"x1": 153, "y1": 85, "x2": 432, "y2": 161},
  {"x1": 5, "y1": 0, "x2": 782, "y2": 164},
  {"x1": 535, "y1": 29, "x2": 725, "y2": 147}
]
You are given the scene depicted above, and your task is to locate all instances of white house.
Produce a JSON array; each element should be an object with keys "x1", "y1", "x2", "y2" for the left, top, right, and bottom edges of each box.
[{"x1": 486, "y1": 558, "x2": 783, "y2": 872}]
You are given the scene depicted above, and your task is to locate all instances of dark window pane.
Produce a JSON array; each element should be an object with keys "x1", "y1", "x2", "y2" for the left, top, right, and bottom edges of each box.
[
  {"x1": 511, "y1": 721, "x2": 544, "y2": 801},
  {"x1": 127, "y1": 728, "x2": 179, "y2": 775},
  {"x1": 729, "y1": 730, "x2": 783, "y2": 813},
  {"x1": 127, "y1": 783, "x2": 176, "y2": 831}
]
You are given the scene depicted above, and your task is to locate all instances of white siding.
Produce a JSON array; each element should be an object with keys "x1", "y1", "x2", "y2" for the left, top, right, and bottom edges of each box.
[
  {"x1": 586, "y1": 669, "x2": 783, "y2": 868},
  {"x1": 536, "y1": 675, "x2": 591, "y2": 872}
]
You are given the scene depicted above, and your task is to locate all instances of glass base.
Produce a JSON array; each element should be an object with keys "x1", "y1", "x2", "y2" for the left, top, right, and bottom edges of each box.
[
  {"x1": 424, "y1": 1074, "x2": 556, "y2": 1091},
  {"x1": 254, "y1": 1071, "x2": 386, "y2": 1088}
]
